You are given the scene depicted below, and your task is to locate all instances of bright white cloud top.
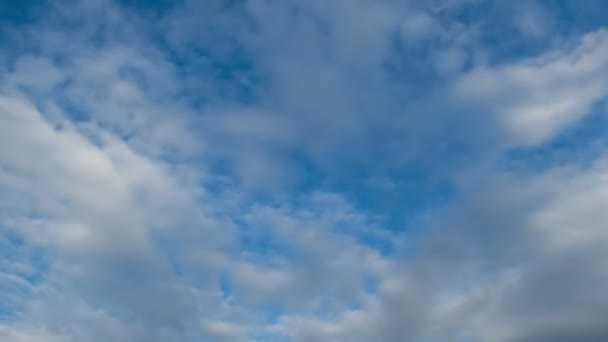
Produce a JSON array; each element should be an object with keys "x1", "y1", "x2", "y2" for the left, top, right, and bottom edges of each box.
[{"x1": 0, "y1": 1, "x2": 607, "y2": 341}]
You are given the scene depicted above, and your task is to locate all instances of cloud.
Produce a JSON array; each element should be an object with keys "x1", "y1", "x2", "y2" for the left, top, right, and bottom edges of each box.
[
  {"x1": 0, "y1": 325, "x2": 67, "y2": 342},
  {"x1": 454, "y1": 28, "x2": 608, "y2": 146},
  {"x1": 1, "y1": 0, "x2": 608, "y2": 341},
  {"x1": 0, "y1": 93, "x2": 205, "y2": 340},
  {"x1": 265, "y1": 159, "x2": 608, "y2": 341}
]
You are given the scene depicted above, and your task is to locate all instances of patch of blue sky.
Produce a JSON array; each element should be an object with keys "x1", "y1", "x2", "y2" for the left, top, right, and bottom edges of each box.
[
  {"x1": 164, "y1": 45, "x2": 262, "y2": 106},
  {"x1": 550, "y1": 0, "x2": 608, "y2": 32},
  {"x1": 218, "y1": 272, "x2": 232, "y2": 299},
  {"x1": 448, "y1": 1, "x2": 604, "y2": 64},
  {"x1": 238, "y1": 231, "x2": 296, "y2": 262},
  {"x1": 0, "y1": 0, "x2": 44, "y2": 26},
  {"x1": 333, "y1": 166, "x2": 455, "y2": 222},
  {"x1": 118, "y1": 0, "x2": 178, "y2": 14},
  {"x1": 1, "y1": 233, "x2": 47, "y2": 282},
  {"x1": 0, "y1": 234, "x2": 44, "y2": 320},
  {"x1": 152, "y1": 3, "x2": 263, "y2": 107}
]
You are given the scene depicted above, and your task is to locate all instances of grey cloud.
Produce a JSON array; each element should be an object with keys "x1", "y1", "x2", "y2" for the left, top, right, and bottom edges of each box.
[{"x1": 279, "y1": 160, "x2": 608, "y2": 341}]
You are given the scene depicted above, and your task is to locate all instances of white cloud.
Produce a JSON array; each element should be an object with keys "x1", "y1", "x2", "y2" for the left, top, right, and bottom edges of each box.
[
  {"x1": 455, "y1": 28, "x2": 608, "y2": 146},
  {"x1": 2, "y1": 1, "x2": 608, "y2": 341},
  {"x1": 0, "y1": 93, "x2": 217, "y2": 340}
]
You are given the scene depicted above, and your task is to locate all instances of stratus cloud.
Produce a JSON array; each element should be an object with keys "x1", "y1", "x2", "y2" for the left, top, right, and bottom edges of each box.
[{"x1": 455, "y1": 28, "x2": 608, "y2": 146}]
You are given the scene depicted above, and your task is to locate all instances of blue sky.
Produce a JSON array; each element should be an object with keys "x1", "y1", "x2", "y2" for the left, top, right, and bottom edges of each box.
[{"x1": 1, "y1": 0, "x2": 608, "y2": 341}]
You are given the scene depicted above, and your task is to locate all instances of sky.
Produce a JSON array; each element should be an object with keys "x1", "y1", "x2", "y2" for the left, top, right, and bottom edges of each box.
[{"x1": 0, "y1": 0, "x2": 608, "y2": 341}]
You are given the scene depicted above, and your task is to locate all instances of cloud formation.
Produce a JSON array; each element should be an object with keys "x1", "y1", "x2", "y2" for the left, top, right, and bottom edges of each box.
[{"x1": 1, "y1": 0, "x2": 608, "y2": 341}]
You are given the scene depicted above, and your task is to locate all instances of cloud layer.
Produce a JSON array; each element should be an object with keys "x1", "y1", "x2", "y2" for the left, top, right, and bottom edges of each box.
[{"x1": 1, "y1": 0, "x2": 608, "y2": 341}]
